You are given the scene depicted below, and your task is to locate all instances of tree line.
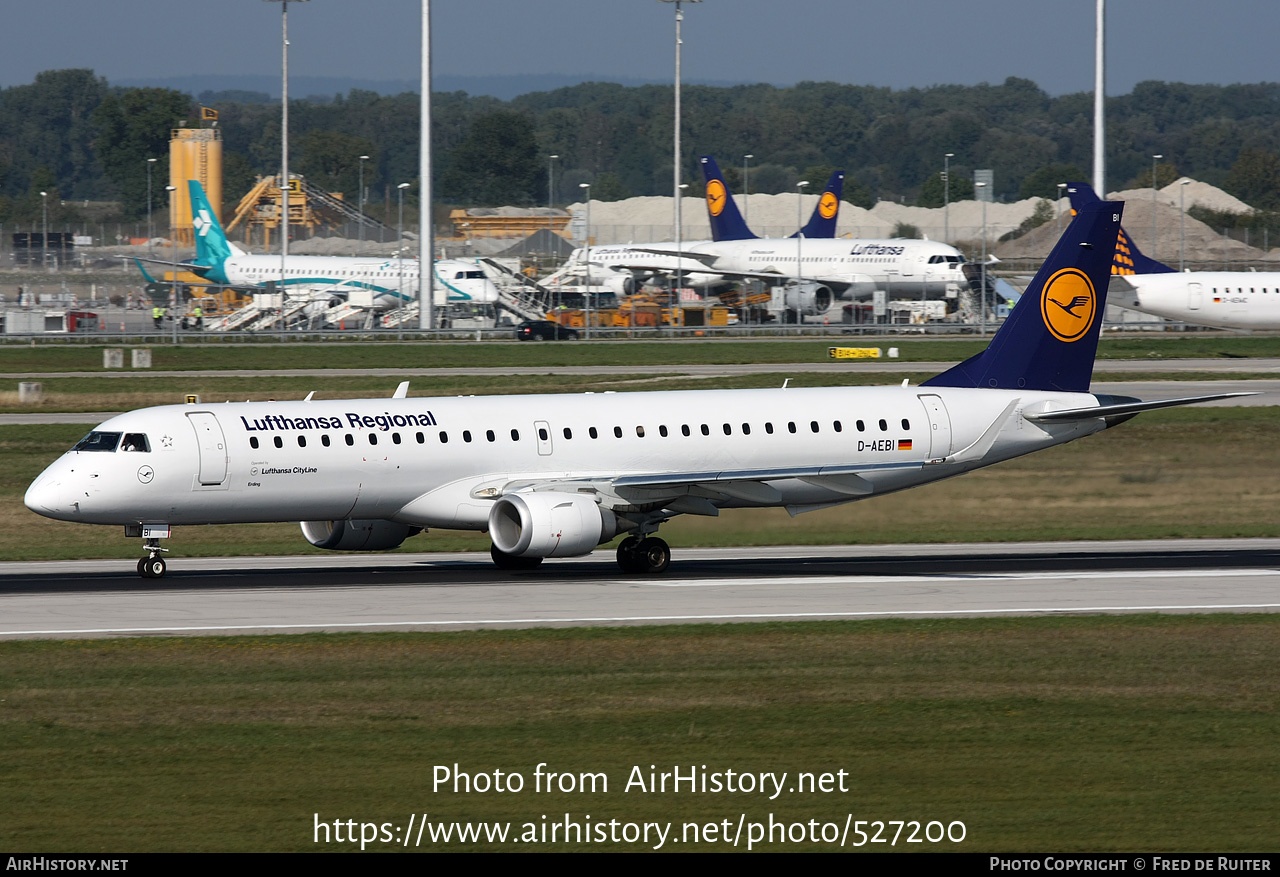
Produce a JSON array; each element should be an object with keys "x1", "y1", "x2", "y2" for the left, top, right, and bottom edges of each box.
[{"x1": 3, "y1": 69, "x2": 1280, "y2": 227}]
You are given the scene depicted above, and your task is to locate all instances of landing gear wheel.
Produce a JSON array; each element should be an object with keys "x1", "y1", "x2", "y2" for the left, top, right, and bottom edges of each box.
[
  {"x1": 490, "y1": 543, "x2": 543, "y2": 571},
  {"x1": 616, "y1": 536, "x2": 642, "y2": 573},
  {"x1": 139, "y1": 556, "x2": 166, "y2": 579},
  {"x1": 635, "y1": 537, "x2": 670, "y2": 574}
]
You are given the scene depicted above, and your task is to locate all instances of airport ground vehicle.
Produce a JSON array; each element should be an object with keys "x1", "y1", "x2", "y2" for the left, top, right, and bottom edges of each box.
[{"x1": 516, "y1": 320, "x2": 579, "y2": 341}]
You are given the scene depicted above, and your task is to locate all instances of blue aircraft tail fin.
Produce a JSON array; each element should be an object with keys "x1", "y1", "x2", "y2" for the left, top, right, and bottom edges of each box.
[
  {"x1": 792, "y1": 170, "x2": 844, "y2": 239},
  {"x1": 700, "y1": 156, "x2": 757, "y2": 242},
  {"x1": 1066, "y1": 181, "x2": 1175, "y2": 275},
  {"x1": 922, "y1": 200, "x2": 1124, "y2": 394},
  {"x1": 187, "y1": 180, "x2": 235, "y2": 280}
]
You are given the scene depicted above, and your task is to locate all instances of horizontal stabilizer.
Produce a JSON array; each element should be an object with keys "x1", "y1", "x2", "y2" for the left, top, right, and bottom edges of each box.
[{"x1": 1025, "y1": 392, "x2": 1257, "y2": 423}]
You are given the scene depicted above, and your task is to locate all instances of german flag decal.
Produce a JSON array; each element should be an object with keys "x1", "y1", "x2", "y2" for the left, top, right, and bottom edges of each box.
[{"x1": 898, "y1": 439, "x2": 913, "y2": 450}]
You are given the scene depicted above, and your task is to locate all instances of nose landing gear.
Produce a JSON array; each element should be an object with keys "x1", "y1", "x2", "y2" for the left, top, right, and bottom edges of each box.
[{"x1": 137, "y1": 536, "x2": 168, "y2": 579}]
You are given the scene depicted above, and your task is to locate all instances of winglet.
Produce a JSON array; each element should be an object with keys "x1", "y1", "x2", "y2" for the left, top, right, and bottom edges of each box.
[
  {"x1": 133, "y1": 258, "x2": 157, "y2": 284},
  {"x1": 1066, "y1": 182, "x2": 1175, "y2": 275},
  {"x1": 922, "y1": 199, "x2": 1123, "y2": 393},
  {"x1": 700, "y1": 156, "x2": 757, "y2": 242}
]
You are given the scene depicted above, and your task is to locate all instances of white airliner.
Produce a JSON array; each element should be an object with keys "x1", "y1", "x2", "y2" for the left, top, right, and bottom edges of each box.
[
  {"x1": 593, "y1": 159, "x2": 968, "y2": 313},
  {"x1": 552, "y1": 159, "x2": 853, "y2": 306},
  {"x1": 1068, "y1": 181, "x2": 1280, "y2": 330},
  {"x1": 149, "y1": 181, "x2": 501, "y2": 311},
  {"x1": 26, "y1": 200, "x2": 1244, "y2": 579}
]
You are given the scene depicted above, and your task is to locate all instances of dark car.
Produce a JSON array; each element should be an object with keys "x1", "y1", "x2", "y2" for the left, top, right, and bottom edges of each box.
[{"x1": 516, "y1": 320, "x2": 579, "y2": 341}]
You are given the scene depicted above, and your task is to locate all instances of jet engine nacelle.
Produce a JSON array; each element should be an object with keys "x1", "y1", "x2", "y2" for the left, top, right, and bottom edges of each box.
[
  {"x1": 781, "y1": 280, "x2": 834, "y2": 315},
  {"x1": 301, "y1": 519, "x2": 420, "y2": 551},
  {"x1": 487, "y1": 492, "x2": 618, "y2": 558},
  {"x1": 597, "y1": 271, "x2": 636, "y2": 297}
]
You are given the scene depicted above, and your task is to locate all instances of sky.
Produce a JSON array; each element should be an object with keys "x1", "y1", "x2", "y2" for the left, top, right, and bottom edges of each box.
[{"x1": 2, "y1": 0, "x2": 1278, "y2": 98}]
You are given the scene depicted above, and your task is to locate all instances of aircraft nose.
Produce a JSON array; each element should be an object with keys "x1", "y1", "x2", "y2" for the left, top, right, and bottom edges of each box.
[{"x1": 24, "y1": 472, "x2": 60, "y2": 516}]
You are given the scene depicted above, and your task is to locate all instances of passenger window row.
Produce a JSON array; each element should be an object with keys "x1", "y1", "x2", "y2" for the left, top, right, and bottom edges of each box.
[{"x1": 245, "y1": 418, "x2": 913, "y2": 450}]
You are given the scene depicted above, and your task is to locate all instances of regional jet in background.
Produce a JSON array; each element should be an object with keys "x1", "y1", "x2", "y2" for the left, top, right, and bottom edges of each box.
[
  {"x1": 26, "y1": 200, "x2": 1246, "y2": 579},
  {"x1": 137, "y1": 180, "x2": 501, "y2": 311},
  {"x1": 1068, "y1": 181, "x2": 1280, "y2": 330}
]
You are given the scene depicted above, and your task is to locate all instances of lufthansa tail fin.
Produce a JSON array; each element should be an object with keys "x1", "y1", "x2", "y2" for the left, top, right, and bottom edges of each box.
[
  {"x1": 922, "y1": 200, "x2": 1123, "y2": 394},
  {"x1": 792, "y1": 170, "x2": 844, "y2": 239},
  {"x1": 700, "y1": 156, "x2": 757, "y2": 242},
  {"x1": 187, "y1": 180, "x2": 242, "y2": 278},
  {"x1": 1066, "y1": 182, "x2": 1175, "y2": 275}
]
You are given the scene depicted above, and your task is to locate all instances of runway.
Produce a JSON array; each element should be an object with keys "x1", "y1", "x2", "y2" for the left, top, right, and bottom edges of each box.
[{"x1": 4, "y1": 539, "x2": 1279, "y2": 640}]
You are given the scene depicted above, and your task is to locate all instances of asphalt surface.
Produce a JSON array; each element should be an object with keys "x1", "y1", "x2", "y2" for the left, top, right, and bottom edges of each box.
[{"x1": 3, "y1": 539, "x2": 1278, "y2": 640}]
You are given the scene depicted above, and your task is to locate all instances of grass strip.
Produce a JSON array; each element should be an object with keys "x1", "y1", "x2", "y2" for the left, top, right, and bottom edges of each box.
[
  {"x1": 0, "y1": 615, "x2": 1275, "y2": 851},
  {"x1": 0, "y1": 334, "x2": 1278, "y2": 373}
]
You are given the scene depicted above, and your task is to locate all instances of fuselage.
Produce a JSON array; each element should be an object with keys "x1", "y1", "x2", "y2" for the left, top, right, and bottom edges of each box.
[
  {"x1": 25, "y1": 384, "x2": 1105, "y2": 531},
  {"x1": 1113, "y1": 271, "x2": 1280, "y2": 330},
  {"x1": 577, "y1": 238, "x2": 967, "y2": 299},
  {"x1": 199, "y1": 256, "x2": 501, "y2": 310}
]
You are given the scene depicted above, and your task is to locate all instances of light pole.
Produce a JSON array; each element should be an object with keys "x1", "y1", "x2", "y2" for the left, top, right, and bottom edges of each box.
[
  {"x1": 579, "y1": 182, "x2": 591, "y2": 340},
  {"x1": 1151, "y1": 153, "x2": 1162, "y2": 261},
  {"x1": 397, "y1": 182, "x2": 410, "y2": 307},
  {"x1": 1056, "y1": 182, "x2": 1067, "y2": 237},
  {"x1": 975, "y1": 180, "x2": 987, "y2": 334},
  {"x1": 39, "y1": 191, "x2": 48, "y2": 272},
  {"x1": 358, "y1": 154, "x2": 370, "y2": 255},
  {"x1": 796, "y1": 181, "x2": 809, "y2": 311},
  {"x1": 943, "y1": 153, "x2": 954, "y2": 243},
  {"x1": 146, "y1": 158, "x2": 158, "y2": 259},
  {"x1": 264, "y1": 0, "x2": 309, "y2": 261},
  {"x1": 165, "y1": 185, "x2": 177, "y2": 341},
  {"x1": 1180, "y1": 178, "x2": 1191, "y2": 271},
  {"x1": 675, "y1": 182, "x2": 688, "y2": 316},
  {"x1": 659, "y1": 0, "x2": 701, "y2": 250},
  {"x1": 743, "y1": 153, "x2": 753, "y2": 225},
  {"x1": 548, "y1": 154, "x2": 558, "y2": 268}
]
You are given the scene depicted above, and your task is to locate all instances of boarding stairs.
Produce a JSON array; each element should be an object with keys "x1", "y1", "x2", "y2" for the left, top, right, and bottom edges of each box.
[
  {"x1": 480, "y1": 258, "x2": 554, "y2": 322},
  {"x1": 320, "y1": 300, "x2": 375, "y2": 329}
]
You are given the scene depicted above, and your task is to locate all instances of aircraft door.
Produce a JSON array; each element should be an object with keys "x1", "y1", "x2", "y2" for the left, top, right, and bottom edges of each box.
[
  {"x1": 1188, "y1": 282, "x2": 1202, "y2": 310},
  {"x1": 186, "y1": 412, "x2": 228, "y2": 485},
  {"x1": 534, "y1": 420, "x2": 554, "y2": 456},
  {"x1": 917, "y1": 394, "x2": 952, "y2": 461}
]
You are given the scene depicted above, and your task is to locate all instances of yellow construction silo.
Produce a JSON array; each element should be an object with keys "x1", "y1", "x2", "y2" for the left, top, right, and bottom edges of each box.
[{"x1": 168, "y1": 127, "x2": 223, "y2": 246}]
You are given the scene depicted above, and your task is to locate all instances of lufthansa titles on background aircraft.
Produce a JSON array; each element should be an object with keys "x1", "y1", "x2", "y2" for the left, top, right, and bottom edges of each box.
[
  {"x1": 239, "y1": 411, "x2": 439, "y2": 432},
  {"x1": 1039, "y1": 268, "x2": 1097, "y2": 343},
  {"x1": 705, "y1": 179, "x2": 727, "y2": 217},
  {"x1": 848, "y1": 244, "x2": 906, "y2": 256},
  {"x1": 818, "y1": 191, "x2": 838, "y2": 220}
]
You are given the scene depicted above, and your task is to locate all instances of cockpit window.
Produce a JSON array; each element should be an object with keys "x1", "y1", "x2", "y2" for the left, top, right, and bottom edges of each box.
[
  {"x1": 73, "y1": 431, "x2": 121, "y2": 452},
  {"x1": 121, "y1": 433, "x2": 151, "y2": 453}
]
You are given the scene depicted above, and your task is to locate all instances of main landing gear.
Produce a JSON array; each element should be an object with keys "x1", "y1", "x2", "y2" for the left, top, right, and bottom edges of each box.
[
  {"x1": 488, "y1": 535, "x2": 672, "y2": 574},
  {"x1": 138, "y1": 537, "x2": 168, "y2": 579},
  {"x1": 616, "y1": 535, "x2": 671, "y2": 574}
]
